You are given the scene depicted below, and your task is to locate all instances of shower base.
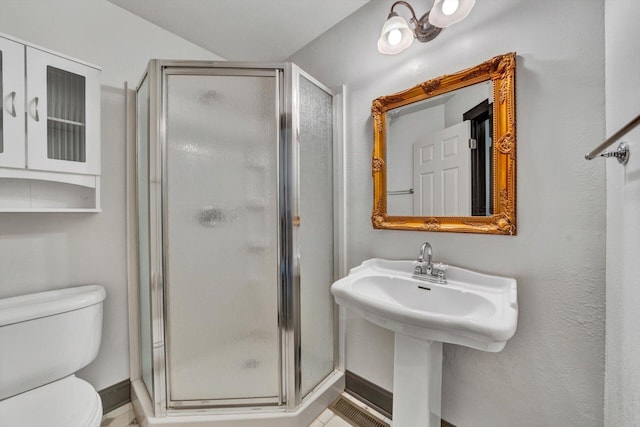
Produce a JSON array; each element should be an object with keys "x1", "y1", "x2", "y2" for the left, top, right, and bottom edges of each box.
[{"x1": 131, "y1": 371, "x2": 344, "y2": 427}]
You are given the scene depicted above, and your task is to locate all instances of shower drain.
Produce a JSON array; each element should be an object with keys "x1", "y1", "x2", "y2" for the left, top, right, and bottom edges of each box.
[{"x1": 329, "y1": 396, "x2": 389, "y2": 427}]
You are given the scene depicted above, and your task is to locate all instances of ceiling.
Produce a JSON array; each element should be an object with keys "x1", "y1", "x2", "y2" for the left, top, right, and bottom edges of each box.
[{"x1": 108, "y1": 0, "x2": 370, "y2": 61}]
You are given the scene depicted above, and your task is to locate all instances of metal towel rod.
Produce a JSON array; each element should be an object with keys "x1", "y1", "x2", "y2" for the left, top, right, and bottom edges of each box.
[
  {"x1": 585, "y1": 112, "x2": 640, "y2": 163},
  {"x1": 388, "y1": 189, "x2": 414, "y2": 195}
]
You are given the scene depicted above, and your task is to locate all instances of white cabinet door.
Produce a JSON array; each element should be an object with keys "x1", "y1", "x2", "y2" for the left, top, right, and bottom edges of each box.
[
  {"x1": 0, "y1": 37, "x2": 25, "y2": 169},
  {"x1": 26, "y1": 47, "x2": 100, "y2": 175}
]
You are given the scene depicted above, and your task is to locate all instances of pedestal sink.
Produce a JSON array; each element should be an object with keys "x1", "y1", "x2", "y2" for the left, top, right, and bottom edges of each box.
[{"x1": 331, "y1": 258, "x2": 518, "y2": 427}]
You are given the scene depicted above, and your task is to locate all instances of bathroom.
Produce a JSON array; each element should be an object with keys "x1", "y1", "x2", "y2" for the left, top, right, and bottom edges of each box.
[{"x1": 0, "y1": 0, "x2": 637, "y2": 426}]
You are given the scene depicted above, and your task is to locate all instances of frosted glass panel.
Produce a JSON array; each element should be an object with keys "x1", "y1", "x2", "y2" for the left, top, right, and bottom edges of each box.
[
  {"x1": 46, "y1": 66, "x2": 86, "y2": 162},
  {"x1": 136, "y1": 76, "x2": 153, "y2": 398},
  {"x1": 0, "y1": 51, "x2": 3, "y2": 154},
  {"x1": 298, "y1": 75, "x2": 334, "y2": 397},
  {"x1": 165, "y1": 74, "x2": 280, "y2": 401}
]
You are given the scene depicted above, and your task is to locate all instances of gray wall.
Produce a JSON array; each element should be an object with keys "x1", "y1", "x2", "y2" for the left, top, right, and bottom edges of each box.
[
  {"x1": 290, "y1": 1, "x2": 606, "y2": 426},
  {"x1": 604, "y1": 0, "x2": 640, "y2": 425},
  {"x1": 0, "y1": 0, "x2": 221, "y2": 391}
]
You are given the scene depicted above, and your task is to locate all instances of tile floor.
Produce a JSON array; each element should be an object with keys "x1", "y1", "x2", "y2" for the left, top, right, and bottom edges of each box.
[
  {"x1": 100, "y1": 400, "x2": 356, "y2": 427},
  {"x1": 100, "y1": 403, "x2": 138, "y2": 427},
  {"x1": 309, "y1": 408, "x2": 353, "y2": 427}
]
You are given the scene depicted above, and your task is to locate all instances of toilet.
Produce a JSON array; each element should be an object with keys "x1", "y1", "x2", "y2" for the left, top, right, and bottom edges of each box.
[{"x1": 0, "y1": 285, "x2": 106, "y2": 427}]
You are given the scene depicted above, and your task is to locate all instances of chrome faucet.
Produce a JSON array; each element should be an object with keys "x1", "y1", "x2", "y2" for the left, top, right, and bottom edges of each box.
[
  {"x1": 415, "y1": 242, "x2": 433, "y2": 275},
  {"x1": 413, "y1": 241, "x2": 448, "y2": 284}
]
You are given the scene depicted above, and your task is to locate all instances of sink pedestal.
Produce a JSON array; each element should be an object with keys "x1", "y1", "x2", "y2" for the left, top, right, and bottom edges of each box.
[
  {"x1": 393, "y1": 334, "x2": 442, "y2": 427},
  {"x1": 331, "y1": 258, "x2": 518, "y2": 426}
]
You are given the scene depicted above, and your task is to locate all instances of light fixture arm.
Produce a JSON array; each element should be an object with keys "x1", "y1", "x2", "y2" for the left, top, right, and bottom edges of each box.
[
  {"x1": 389, "y1": 1, "x2": 419, "y2": 23},
  {"x1": 388, "y1": 1, "x2": 443, "y2": 43}
]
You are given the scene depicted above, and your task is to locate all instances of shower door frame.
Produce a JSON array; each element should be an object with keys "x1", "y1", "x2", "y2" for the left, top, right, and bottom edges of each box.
[{"x1": 135, "y1": 60, "x2": 342, "y2": 417}]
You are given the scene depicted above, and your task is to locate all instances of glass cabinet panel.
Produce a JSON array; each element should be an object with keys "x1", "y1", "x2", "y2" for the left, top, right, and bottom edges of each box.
[{"x1": 46, "y1": 66, "x2": 86, "y2": 163}]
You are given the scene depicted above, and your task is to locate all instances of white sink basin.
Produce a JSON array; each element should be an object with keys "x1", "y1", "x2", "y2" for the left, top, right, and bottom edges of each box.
[
  {"x1": 332, "y1": 258, "x2": 518, "y2": 426},
  {"x1": 331, "y1": 258, "x2": 518, "y2": 352}
]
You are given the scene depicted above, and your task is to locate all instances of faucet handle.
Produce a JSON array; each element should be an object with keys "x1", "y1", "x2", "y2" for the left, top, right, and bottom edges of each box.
[{"x1": 432, "y1": 262, "x2": 448, "y2": 271}]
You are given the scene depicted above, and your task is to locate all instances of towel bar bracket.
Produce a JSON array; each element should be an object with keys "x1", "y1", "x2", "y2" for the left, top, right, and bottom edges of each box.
[
  {"x1": 599, "y1": 141, "x2": 630, "y2": 165},
  {"x1": 585, "y1": 113, "x2": 640, "y2": 161}
]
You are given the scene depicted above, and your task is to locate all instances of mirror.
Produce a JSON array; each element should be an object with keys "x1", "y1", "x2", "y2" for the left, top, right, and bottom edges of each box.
[{"x1": 371, "y1": 53, "x2": 516, "y2": 235}]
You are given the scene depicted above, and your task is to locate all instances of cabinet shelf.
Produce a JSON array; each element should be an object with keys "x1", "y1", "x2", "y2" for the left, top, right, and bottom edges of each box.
[
  {"x1": 0, "y1": 168, "x2": 97, "y2": 187},
  {"x1": 47, "y1": 117, "x2": 85, "y2": 127},
  {"x1": 0, "y1": 173, "x2": 101, "y2": 211},
  {"x1": 0, "y1": 208, "x2": 101, "y2": 213}
]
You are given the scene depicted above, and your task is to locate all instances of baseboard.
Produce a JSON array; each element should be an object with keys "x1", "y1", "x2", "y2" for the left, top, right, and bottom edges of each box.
[
  {"x1": 99, "y1": 379, "x2": 131, "y2": 414},
  {"x1": 345, "y1": 370, "x2": 456, "y2": 427},
  {"x1": 345, "y1": 370, "x2": 393, "y2": 419}
]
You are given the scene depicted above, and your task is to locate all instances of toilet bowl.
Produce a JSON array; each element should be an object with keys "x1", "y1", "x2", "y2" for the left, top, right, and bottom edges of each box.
[{"x1": 0, "y1": 285, "x2": 106, "y2": 427}]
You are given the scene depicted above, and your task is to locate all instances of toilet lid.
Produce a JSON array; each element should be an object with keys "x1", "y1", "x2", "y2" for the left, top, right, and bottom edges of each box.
[{"x1": 0, "y1": 375, "x2": 102, "y2": 427}]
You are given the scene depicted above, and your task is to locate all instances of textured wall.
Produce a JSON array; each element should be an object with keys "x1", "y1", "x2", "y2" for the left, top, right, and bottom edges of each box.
[
  {"x1": 0, "y1": 0, "x2": 221, "y2": 391},
  {"x1": 0, "y1": 0, "x2": 223, "y2": 87},
  {"x1": 290, "y1": 0, "x2": 606, "y2": 425},
  {"x1": 604, "y1": 0, "x2": 640, "y2": 425}
]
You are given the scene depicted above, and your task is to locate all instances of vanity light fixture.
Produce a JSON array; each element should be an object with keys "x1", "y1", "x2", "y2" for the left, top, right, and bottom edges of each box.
[{"x1": 377, "y1": 0, "x2": 476, "y2": 55}]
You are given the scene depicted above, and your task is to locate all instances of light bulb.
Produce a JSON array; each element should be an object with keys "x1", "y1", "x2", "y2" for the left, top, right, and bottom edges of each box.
[
  {"x1": 387, "y1": 29, "x2": 402, "y2": 46},
  {"x1": 442, "y1": 0, "x2": 459, "y2": 16},
  {"x1": 428, "y1": 0, "x2": 475, "y2": 28},
  {"x1": 378, "y1": 14, "x2": 414, "y2": 54}
]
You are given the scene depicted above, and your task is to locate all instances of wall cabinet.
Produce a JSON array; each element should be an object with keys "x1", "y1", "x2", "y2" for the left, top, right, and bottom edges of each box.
[{"x1": 0, "y1": 33, "x2": 101, "y2": 211}]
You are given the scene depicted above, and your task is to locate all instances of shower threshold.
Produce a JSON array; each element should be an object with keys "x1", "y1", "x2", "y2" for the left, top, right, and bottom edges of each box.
[{"x1": 131, "y1": 371, "x2": 344, "y2": 427}]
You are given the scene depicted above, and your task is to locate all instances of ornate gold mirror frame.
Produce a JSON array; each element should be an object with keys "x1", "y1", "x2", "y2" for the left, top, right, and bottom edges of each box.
[{"x1": 371, "y1": 52, "x2": 516, "y2": 235}]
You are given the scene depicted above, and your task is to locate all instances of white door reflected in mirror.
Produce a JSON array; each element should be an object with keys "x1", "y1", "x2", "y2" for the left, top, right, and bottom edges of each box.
[
  {"x1": 386, "y1": 80, "x2": 493, "y2": 217},
  {"x1": 413, "y1": 120, "x2": 471, "y2": 216}
]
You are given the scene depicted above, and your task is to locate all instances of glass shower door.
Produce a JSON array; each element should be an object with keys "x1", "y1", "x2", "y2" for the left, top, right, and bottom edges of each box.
[
  {"x1": 164, "y1": 70, "x2": 281, "y2": 405},
  {"x1": 136, "y1": 75, "x2": 154, "y2": 400},
  {"x1": 297, "y1": 70, "x2": 335, "y2": 399}
]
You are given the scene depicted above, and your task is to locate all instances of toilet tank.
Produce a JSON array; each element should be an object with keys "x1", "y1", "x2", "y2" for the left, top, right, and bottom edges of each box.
[{"x1": 0, "y1": 285, "x2": 106, "y2": 400}]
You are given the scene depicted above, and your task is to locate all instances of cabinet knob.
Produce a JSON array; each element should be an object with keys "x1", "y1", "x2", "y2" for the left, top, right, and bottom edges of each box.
[
  {"x1": 9, "y1": 91, "x2": 16, "y2": 117},
  {"x1": 33, "y1": 96, "x2": 40, "y2": 122}
]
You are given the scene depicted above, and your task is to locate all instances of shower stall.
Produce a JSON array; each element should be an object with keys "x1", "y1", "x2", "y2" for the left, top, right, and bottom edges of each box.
[{"x1": 130, "y1": 61, "x2": 343, "y2": 425}]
